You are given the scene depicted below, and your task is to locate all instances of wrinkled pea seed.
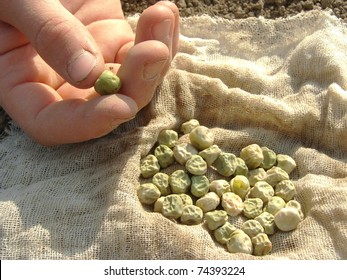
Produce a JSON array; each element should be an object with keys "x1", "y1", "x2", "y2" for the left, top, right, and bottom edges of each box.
[
  {"x1": 264, "y1": 196, "x2": 286, "y2": 216},
  {"x1": 265, "y1": 166, "x2": 289, "y2": 186},
  {"x1": 249, "y1": 181, "x2": 274, "y2": 203},
  {"x1": 137, "y1": 183, "x2": 161, "y2": 205},
  {"x1": 181, "y1": 119, "x2": 200, "y2": 134},
  {"x1": 158, "y1": 129, "x2": 178, "y2": 148},
  {"x1": 190, "y1": 175, "x2": 210, "y2": 198},
  {"x1": 180, "y1": 205, "x2": 203, "y2": 225},
  {"x1": 243, "y1": 198, "x2": 263, "y2": 219},
  {"x1": 154, "y1": 196, "x2": 165, "y2": 213},
  {"x1": 260, "y1": 146, "x2": 277, "y2": 170},
  {"x1": 226, "y1": 229, "x2": 253, "y2": 255},
  {"x1": 185, "y1": 155, "x2": 208, "y2": 175},
  {"x1": 179, "y1": 193, "x2": 193, "y2": 207},
  {"x1": 252, "y1": 233, "x2": 272, "y2": 256},
  {"x1": 152, "y1": 172, "x2": 171, "y2": 196},
  {"x1": 276, "y1": 154, "x2": 297, "y2": 174},
  {"x1": 240, "y1": 144, "x2": 264, "y2": 169},
  {"x1": 255, "y1": 212, "x2": 277, "y2": 235},
  {"x1": 205, "y1": 210, "x2": 228, "y2": 231},
  {"x1": 173, "y1": 143, "x2": 198, "y2": 165},
  {"x1": 241, "y1": 219, "x2": 265, "y2": 238},
  {"x1": 230, "y1": 175, "x2": 250, "y2": 200},
  {"x1": 199, "y1": 144, "x2": 222, "y2": 166},
  {"x1": 214, "y1": 222, "x2": 237, "y2": 244},
  {"x1": 154, "y1": 145, "x2": 175, "y2": 168},
  {"x1": 94, "y1": 70, "x2": 121, "y2": 95},
  {"x1": 189, "y1": 126, "x2": 214, "y2": 150},
  {"x1": 162, "y1": 194, "x2": 184, "y2": 219},
  {"x1": 221, "y1": 192, "x2": 244, "y2": 217},
  {"x1": 234, "y1": 157, "x2": 249, "y2": 176},
  {"x1": 275, "y1": 180, "x2": 296, "y2": 202},
  {"x1": 213, "y1": 152, "x2": 237, "y2": 177},
  {"x1": 248, "y1": 168, "x2": 267, "y2": 186},
  {"x1": 210, "y1": 179, "x2": 231, "y2": 197},
  {"x1": 140, "y1": 155, "x2": 160, "y2": 178},
  {"x1": 196, "y1": 191, "x2": 220, "y2": 212},
  {"x1": 169, "y1": 170, "x2": 191, "y2": 194}
]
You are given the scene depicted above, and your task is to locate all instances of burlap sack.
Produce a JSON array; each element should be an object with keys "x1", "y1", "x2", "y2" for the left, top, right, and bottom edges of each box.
[{"x1": 0, "y1": 10, "x2": 346, "y2": 260}]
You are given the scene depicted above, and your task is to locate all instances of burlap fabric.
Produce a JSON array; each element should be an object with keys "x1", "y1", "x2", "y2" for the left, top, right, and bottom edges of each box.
[{"x1": 0, "y1": 10, "x2": 346, "y2": 260}]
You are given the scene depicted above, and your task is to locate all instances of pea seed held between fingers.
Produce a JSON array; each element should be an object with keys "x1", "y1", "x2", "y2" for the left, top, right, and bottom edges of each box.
[{"x1": 94, "y1": 70, "x2": 121, "y2": 95}]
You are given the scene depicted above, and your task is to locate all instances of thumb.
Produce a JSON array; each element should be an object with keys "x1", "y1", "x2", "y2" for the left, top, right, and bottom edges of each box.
[{"x1": 0, "y1": 0, "x2": 104, "y2": 88}]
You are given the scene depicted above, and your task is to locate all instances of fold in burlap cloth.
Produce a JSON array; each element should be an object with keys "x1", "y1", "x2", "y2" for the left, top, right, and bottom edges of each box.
[{"x1": 0, "y1": 10, "x2": 346, "y2": 260}]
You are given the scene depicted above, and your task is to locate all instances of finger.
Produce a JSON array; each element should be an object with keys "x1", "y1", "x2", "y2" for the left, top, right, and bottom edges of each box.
[
  {"x1": 0, "y1": 22, "x2": 28, "y2": 55},
  {"x1": 0, "y1": 0, "x2": 104, "y2": 88},
  {"x1": 155, "y1": 1, "x2": 180, "y2": 57},
  {"x1": 117, "y1": 40, "x2": 169, "y2": 110},
  {"x1": 2, "y1": 83, "x2": 138, "y2": 146}
]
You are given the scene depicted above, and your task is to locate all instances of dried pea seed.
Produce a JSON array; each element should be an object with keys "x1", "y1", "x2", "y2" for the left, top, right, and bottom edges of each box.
[
  {"x1": 196, "y1": 192, "x2": 220, "y2": 212},
  {"x1": 213, "y1": 152, "x2": 237, "y2": 177},
  {"x1": 137, "y1": 183, "x2": 161, "y2": 205},
  {"x1": 154, "y1": 196, "x2": 165, "y2": 213},
  {"x1": 275, "y1": 180, "x2": 296, "y2": 202},
  {"x1": 152, "y1": 172, "x2": 171, "y2": 196},
  {"x1": 252, "y1": 233, "x2": 272, "y2": 256},
  {"x1": 210, "y1": 179, "x2": 231, "y2": 197},
  {"x1": 214, "y1": 222, "x2": 237, "y2": 244},
  {"x1": 260, "y1": 146, "x2": 277, "y2": 170},
  {"x1": 234, "y1": 157, "x2": 249, "y2": 176},
  {"x1": 154, "y1": 145, "x2": 175, "y2": 168},
  {"x1": 198, "y1": 144, "x2": 222, "y2": 166},
  {"x1": 240, "y1": 144, "x2": 264, "y2": 169},
  {"x1": 181, "y1": 119, "x2": 200, "y2": 134},
  {"x1": 286, "y1": 200, "x2": 304, "y2": 220},
  {"x1": 205, "y1": 210, "x2": 228, "y2": 231},
  {"x1": 221, "y1": 192, "x2": 244, "y2": 217},
  {"x1": 94, "y1": 70, "x2": 121, "y2": 95},
  {"x1": 243, "y1": 198, "x2": 263, "y2": 219},
  {"x1": 255, "y1": 212, "x2": 276, "y2": 235},
  {"x1": 158, "y1": 129, "x2": 178, "y2": 148},
  {"x1": 140, "y1": 154, "x2": 160, "y2": 178},
  {"x1": 162, "y1": 194, "x2": 184, "y2": 219},
  {"x1": 274, "y1": 207, "x2": 302, "y2": 231},
  {"x1": 249, "y1": 181, "x2": 274, "y2": 203},
  {"x1": 179, "y1": 193, "x2": 193, "y2": 207},
  {"x1": 276, "y1": 154, "x2": 297, "y2": 174},
  {"x1": 185, "y1": 155, "x2": 207, "y2": 175},
  {"x1": 173, "y1": 143, "x2": 198, "y2": 165},
  {"x1": 248, "y1": 168, "x2": 267, "y2": 186},
  {"x1": 241, "y1": 219, "x2": 264, "y2": 238},
  {"x1": 226, "y1": 229, "x2": 253, "y2": 254},
  {"x1": 169, "y1": 170, "x2": 191, "y2": 194},
  {"x1": 230, "y1": 175, "x2": 250, "y2": 200},
  {"x1": 180, "y1": 205, "x2": 203, "y2": 225},
  {"x1": 265, "y1": 166, "x2": 289, "y2": 187},
  {"x1": 190, "y1": 175, "x2": 210, "y2": 198},
  {"x1": 189, "y1": 125, "x2": 214, "y2": 150},
  {"x1": 264, "y1": 196, "x2": 286, "y2": 216}
]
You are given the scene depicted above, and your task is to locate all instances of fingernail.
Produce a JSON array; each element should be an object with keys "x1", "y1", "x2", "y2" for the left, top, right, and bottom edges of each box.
[
  {"x1": 143, "y1": 59, "x2": 168, "y2": 80},
  {"x1": 152, "y1": 19, "x2": 172, "y2": 47},
  {"x1": 67, "y1": 51, "x2": 96, "y2": 82}
]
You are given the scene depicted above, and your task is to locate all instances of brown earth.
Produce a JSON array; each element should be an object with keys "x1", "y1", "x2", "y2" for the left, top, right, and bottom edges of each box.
[
  {"x1": 1, "y1": 0, "x2": 347, "y2": 137},
  {"x1": 123, "y1": 0, "x2": 347, "y2": 21}
]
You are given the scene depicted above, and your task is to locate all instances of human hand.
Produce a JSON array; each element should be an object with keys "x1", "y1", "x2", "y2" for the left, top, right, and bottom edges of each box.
[{"x1": 0, "y1": 0, "x2": 179, "y2": 146}]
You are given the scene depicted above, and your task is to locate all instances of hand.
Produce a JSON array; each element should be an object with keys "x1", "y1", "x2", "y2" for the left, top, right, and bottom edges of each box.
[{"x1": 0, "y1": 0, "x2": 179, "y2": 146}]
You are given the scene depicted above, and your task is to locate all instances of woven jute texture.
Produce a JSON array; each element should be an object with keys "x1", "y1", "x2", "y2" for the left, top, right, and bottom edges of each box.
[{"x1": 0, "y1": 10, "x2": 346, "y2": 260}]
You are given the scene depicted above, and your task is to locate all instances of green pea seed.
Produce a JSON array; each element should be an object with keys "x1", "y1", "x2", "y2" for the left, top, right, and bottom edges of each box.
[
  {"x1": 185, "y1": 155, "x2": 207, "y2": 175},
  {"x1": 154, "y1": 144, "x2": 175, "y2": 168},
  {"x1": 190, "y1": 175, "x2": 210, "y2": 198},
  {"x1": 140, "y1": 154, "x2": 160, "y2": 178},
  {"x1": 205, "y1": 210, "x2": 228, "y2": 231},
  {"x1": 137, "y1": 183, "x2": 161, "y2": 205},
  {"x1": 214, "y1": 222, "x2": 237, "y2": 244},
  {"x1": 169, "y1": 170, "x2": 191, "y2": 194},
  {"x1": 180, "y1": 205, "x2": 203, "y2": 225},
  {"x1": 94, "y1": 70, "x2": 121, "y2": 95}
]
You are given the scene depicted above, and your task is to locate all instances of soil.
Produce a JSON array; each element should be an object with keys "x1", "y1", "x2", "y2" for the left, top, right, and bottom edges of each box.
[
  {"x1": 1, "y1": 0, "x2": 347, "y2": 137},
  {"x1": 122, "y1": 0, "x2": 347, "y2": 21}
]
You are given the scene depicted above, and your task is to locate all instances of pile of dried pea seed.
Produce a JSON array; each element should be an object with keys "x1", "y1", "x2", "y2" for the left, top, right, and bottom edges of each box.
[{"x1": 137, "y1": 119, "x2": 304, "y2": 256}]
